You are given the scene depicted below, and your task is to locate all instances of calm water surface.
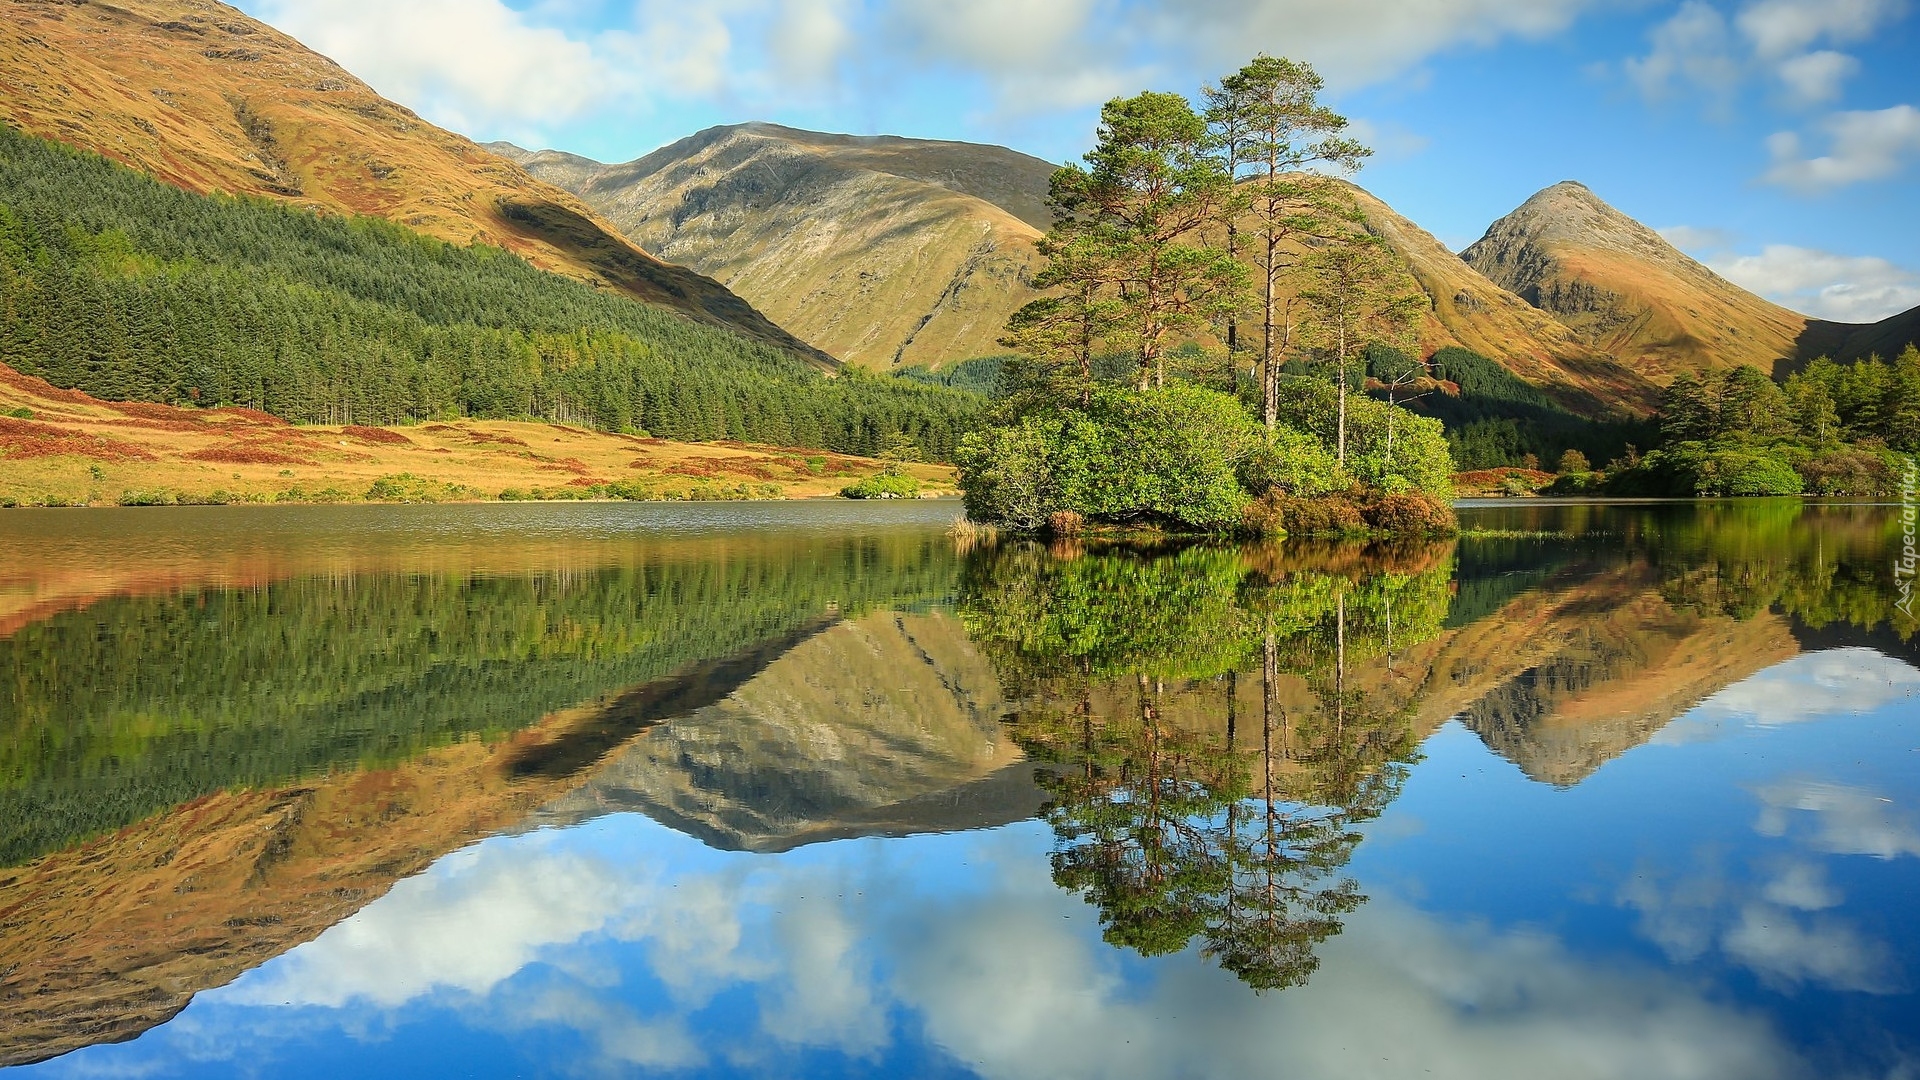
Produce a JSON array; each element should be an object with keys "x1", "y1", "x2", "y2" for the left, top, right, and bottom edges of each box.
[{"x1": 0, "y1": 499, "x2": 1915, "y2": 1078}]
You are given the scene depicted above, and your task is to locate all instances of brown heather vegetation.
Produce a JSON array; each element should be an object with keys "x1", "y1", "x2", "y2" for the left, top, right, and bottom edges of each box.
[{"x1": 0, "y1": 361, "x2": 953, "y2": 506}]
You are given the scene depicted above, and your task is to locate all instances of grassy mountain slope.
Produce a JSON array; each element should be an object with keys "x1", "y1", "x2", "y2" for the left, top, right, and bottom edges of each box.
[
  {"x1": 0, "y1": 128, "x2": 982, "y2": 453},
  {"x1": 1461, "y1": 182, "x2": 1814, "y2": 381},
  {"x1": 0, "y1": 0, "x2": 826, "y2": 362},
  {"x1": 1341, "y1": 182, "x2": 1662, "y2": 416},
  {"x1": 1794, "y1": 302, "x2": 1920, "y2": 371},
  {"x1": 496, "y1": 123, "x2": 1054, "y2": 369}
]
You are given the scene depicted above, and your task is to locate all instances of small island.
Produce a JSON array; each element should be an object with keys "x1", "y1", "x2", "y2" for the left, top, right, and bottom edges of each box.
[{"x1": 956, "y1": 59, "x2": 1458, "y2": 539}]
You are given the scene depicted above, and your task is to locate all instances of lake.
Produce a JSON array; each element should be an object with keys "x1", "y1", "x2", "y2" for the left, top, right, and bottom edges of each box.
[{"x1": 0, "y1": 498, "x2": 1915, "y2": 1078}]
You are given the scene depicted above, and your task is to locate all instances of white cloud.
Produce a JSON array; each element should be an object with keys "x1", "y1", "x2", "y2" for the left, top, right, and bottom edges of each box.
[
  {"x1": 1773, "y1": 50, "x2": 1861, "y2": 105},
  {"x1": 206, "y1": 818, "x2": 1824, "y2": 1080},
  {"x1": 1625, "y1": 2, "x2": 1743, "y2": 102},
  {"x1": 1754, "y1": 778, "x2": 1920, "y2": 859},
  {"x1": 1704, "y1": 245, "x2": 1920, "y2": 321},
  {"x1": 232, "y1": 840, "x2": 633, "y2": 1009},
  {"x1": 252, "y1": 0, "x2": 617, "y2": 130},
  {"x1": 1668, "y1": 648, "x2": 1920, "y2": 727},
  {"x1": 1721, "y1": 902, "x2": 1899, "y2": 991},
  {"x1": 768, "y1": 0, "x2": 854, "y2": 87},
  {"x1": 1619, "y1": 857, "x2": 1899, "y2": 994},
  {"x1": 239, "y1": 0, "x2": 1638, "y2": 142},
  {"x1": 1151, "y1": 0, "x2": 1611, "y2": 90},
  {"x1": 1734, "y1": 0, "x2": 1909, "y2": 58},
  {"x1": 1345, "y1": 118, "x2": 1435, "y2": 162},
  {"x1": 1619, "y1": 0, "x2": 1908, "y2": 182},
  {"x1": 1764, "y1": 104, "x2": 1920, "y2": 191}
]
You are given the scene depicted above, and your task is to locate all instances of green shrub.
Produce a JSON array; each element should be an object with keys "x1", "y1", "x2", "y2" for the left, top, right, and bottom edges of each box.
[
  {"x1": 6, "y1": 407, "x2": 32, "y2": 420},
  {"x1": 1649, "y1": 443, "x2": 1806, "y2": 496},
  {"x1": 1796, "y1": 447, "x2": 1896, "y2": 496},
  {"x1": 1272, "y1": 377, "x2": 1454, "y2": 498},
  {"x1": 841, "y1": 469, "x2": 922, "y2": 499},
  {"x1": 118, "y1": 489, "x2": 178, "y2": 506},
  {"x1": 958, "y1": 384, "x2": 1260, "y2": 532},
  {"x1": 1238, "y1": 427, "x2": 1343, "y2": 498}
]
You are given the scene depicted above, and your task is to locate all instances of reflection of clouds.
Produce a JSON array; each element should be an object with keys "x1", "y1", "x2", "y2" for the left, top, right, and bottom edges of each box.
[
  {"x1": 1620, "y1": 847, "x2": 1903, "y2": 994},
  {"x1": 1660, "y1": 649, "x2": 1920, "y2": 742},
  {"x1": 757, "y1": 888, "x2": 888, "y2": 1057},
  {"x1": 236, "y1": 840, "x2": 630, "y2": 1008},
  {"x1": 891, "y1": 862, "x2": 1803, "y2": 1080},
  {"x1": 1755, "y1": 779, "x2": 1920, "y2": 860},
  {"x1": 1722, "y1": 905, "x2": 1898, "y2": 994},
  {"x1": 219, "y1": 824, "x2": 1817, "y2": 1080},
  {"x1": 508, "y1": 984, "x2": 703, "y2": 1069}
]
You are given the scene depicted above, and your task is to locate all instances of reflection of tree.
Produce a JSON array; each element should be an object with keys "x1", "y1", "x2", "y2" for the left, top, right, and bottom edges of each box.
[{"x1": 961, "y1": 540, "x2": 1450, "y2": 991}]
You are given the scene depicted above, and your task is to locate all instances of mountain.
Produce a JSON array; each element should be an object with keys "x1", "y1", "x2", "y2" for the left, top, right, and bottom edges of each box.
[
  {"x1": 526, "y1": 608, "x2": 1037, "y2": 851},
  {"x1": 1462, "y1": 182, "x2": 1813, "y2": 381},
  {"x1": 495, "y1": 123, "x2": 1056, "y2": 369},
  {"x1": 1340, "y1": 183, "x2": 1663, "y2": 415},
  {"x1": 1794, "y1": 302, "x2": 1920, "y2": 370},
  {"x1": 0, "y1": 0, "x2": 825, "y2": 363}
]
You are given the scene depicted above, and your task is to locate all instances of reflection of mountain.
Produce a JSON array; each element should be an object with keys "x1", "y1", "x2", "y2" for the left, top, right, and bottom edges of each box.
[
  {"x1": 1452, "y1": 581, "x2": 1800, "y2": 785},
  {"x1": 0, "y1": 707, "x2": 610, "y2": 1067},
  {"x1": 529, "y1": 609, "x2": 1033, "y2": 851}
]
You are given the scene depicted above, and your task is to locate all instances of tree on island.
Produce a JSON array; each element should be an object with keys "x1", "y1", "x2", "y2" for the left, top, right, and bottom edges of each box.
[
  {"x1": 1202, "y1": 56, "x2": 1370, "y2": 432},
  {"x1": 959, "y1": 56, "x2": 1455, "y2": 537}
]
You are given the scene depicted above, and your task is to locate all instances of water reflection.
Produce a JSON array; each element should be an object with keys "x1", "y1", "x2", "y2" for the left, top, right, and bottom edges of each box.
[
  {"x1": 0, "y1": 499, "x2": 1915, "y2": 1076},
  {"x1": 961, "y1": 541, "x2": 1452, "y2": 989}
]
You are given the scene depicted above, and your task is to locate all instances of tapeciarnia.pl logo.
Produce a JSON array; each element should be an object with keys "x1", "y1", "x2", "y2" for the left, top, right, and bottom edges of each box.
[{"x1": 1899, "y1": 456, "x2": 1917, "y2": 620}]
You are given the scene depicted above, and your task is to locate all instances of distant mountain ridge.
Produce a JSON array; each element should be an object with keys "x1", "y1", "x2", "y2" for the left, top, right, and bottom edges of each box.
[
  {"x1": 1463, "y1": 180, "x2": 1920, "y2": 379},
  {"x1": 1339, "y1": 182, "x2": 1663, "y2": 415},
  {"x1": 495, "y1": 123, "x2": 1057, "y2": 370},
  {"x1": 0, "y1": 0, "x2": 829, "y2": 364},
  {"x1": 1461, "y1": 182, "x2": 1807, "y2": 380}
]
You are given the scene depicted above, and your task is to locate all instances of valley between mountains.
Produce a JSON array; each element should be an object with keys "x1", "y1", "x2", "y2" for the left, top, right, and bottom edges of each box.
[{"x1": 0, "y1": 0, "x2": 1915, "y2": 508}]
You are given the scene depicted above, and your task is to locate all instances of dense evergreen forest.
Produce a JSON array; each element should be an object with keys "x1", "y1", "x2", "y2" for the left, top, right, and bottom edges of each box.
[
  {"x1": 0, "y1": 126, "x2": 982, "y2": 457},
  {"x1": 1569, "y1": 352, "x2": 1920, "y2": 496},
  {"x1": 1362, "y1": 344, "x2": 1656, "y2": 470},
  {"x1": 0, "y1": 535, "x2": 956, "y2": 866}
]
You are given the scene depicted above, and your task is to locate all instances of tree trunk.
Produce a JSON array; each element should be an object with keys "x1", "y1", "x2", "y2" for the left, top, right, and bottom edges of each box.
[
  {"x1": 1336, "y1": 320, "x2": 1348, "y2": 467},
  {"x1": 1262, "y1": 234, "x2": 1279, "y2": 431}
]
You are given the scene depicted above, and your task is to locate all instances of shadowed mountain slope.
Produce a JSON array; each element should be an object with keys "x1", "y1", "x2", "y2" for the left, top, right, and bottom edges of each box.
[
  {"x1": 1461, "y1": 182, "x2": 1817, "y2": 381},
  {"x1": 496, "y1": 123, "x2": 1056, "y2": 370},
  {"x1": 0, "y1": 0, "x2": 828, "y2": 364},
  {"x1": 526, "y1": 608, "x2": 1033, "y2": 850},
  {"x1": 1792, "y1": 303, "x2": 1920, "y2": 373}
]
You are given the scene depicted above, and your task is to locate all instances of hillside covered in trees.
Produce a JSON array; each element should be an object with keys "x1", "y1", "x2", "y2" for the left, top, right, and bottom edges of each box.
[
  {"x1": 0, "y1": 127, "x2": 982, "y2": 458},
  {"x1": 1570, "y1": 350, "x2": 1920, "y2": 497}
]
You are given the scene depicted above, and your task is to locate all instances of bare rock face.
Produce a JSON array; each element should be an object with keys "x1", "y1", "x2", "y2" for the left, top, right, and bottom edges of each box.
[
  {"x1": 499, "y1": 124, "x2": 1056, "y2": 370},
  {"x1": 1461, "y1": 182, "x2": 1808, "y2": 381}
]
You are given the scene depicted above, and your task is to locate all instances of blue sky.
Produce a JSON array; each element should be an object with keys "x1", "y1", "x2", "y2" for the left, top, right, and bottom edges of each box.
[{"x1": 232, "y1": 0, "x2": 1920, "y2": 324}]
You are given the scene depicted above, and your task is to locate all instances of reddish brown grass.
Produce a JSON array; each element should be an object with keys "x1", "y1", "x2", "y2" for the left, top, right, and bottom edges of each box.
[
  {"x1": 0, "y1": 417, "x2": 157, "y2": 461},
  {"x1": 185, "y1": 445, "x2": 315, "y2": 465},
  {"x1": 468, "y1": 432, "x2": 529, "y2": 447},
  {"x1": 343, "y1": 425, "x2": 413, "y2": 445}
]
